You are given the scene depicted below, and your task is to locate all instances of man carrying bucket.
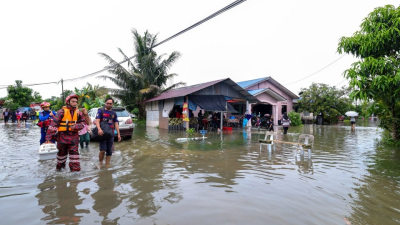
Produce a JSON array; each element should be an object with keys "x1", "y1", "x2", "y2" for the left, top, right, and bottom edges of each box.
[{"x1": 45, "y1": 93, "x2": 87, "y2": 172}]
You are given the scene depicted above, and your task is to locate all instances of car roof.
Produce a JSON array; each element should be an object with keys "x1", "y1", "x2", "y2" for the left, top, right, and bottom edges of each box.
[{"x1": 89, "y1": 107, "x2": 126, "y2": 110}]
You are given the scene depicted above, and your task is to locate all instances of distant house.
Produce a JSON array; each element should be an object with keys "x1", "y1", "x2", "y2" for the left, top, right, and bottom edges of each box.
[
  {"x1": 144, "y1": 78, "x2": 259, "y2": 129},
  {"x1": 30, "y1": 102, "x2": 41, "y2": 111},
  {"x1": 0, "y1": 100, "x2": 4, "y2": 108},
  {"x1": 236, "y1": 77, "x2": 299, "y2": 125}
]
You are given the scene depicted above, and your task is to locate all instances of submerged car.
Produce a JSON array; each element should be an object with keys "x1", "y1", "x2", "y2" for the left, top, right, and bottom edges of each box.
[{"x1": 88, "y1": 107, "x2": 134, "y2": 140}]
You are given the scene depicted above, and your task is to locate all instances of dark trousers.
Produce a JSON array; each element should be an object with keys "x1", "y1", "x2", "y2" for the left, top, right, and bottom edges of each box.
[
  {"x1": 283, "y1": 127, "x2": 289, "y2": 134},
  {"x1": 57, "y1": 143, "x2": 80, "y2": 171}
]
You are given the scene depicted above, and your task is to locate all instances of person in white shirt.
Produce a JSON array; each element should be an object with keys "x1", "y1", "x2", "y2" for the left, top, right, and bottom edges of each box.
[{"x1": 350, "y1": 116, "x2": 356, "y2": 130}]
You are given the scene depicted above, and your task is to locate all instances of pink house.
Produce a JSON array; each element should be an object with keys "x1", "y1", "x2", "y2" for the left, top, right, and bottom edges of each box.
[{"x1": 237, "y1": 77, "x2": 299, "y2": 125}]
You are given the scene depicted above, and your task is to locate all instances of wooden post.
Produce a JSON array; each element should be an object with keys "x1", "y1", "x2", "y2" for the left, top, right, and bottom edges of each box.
[{"x1": 185, "y1": 96, "x2": 189, "y2": 130}]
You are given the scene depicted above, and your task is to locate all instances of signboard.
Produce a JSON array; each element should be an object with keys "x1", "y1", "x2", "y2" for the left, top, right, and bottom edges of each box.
[{"x1": 182, "y1": 103, "x2": 189, "y2": 121}]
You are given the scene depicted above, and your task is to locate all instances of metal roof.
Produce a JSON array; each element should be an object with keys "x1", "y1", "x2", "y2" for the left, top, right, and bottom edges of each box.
[
  {"x1": 237, "y1": 77, "x2": 265, "y2": 89},
  {"x1": 145, "y1": 78, "x2": 259, "y2": 103},
  {"x1": 236, "y1": 77, "x2": 299, "y2": 99},
  {"x1": 247, "y1": 88, "x2": 287, "y2": 102}
]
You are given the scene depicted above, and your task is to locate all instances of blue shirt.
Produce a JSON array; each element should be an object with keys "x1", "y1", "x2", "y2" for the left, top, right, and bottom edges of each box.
[
  {"x1": 95, "y1": 108, "x2": 118, "y2": 129},
  {"x1": 39, "y1": 110, "x2": 56, "y2": 121}
]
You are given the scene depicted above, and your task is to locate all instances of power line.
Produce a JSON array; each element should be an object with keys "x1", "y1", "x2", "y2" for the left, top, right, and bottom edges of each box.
[
  {"x1": 283, "y1": 54, "x2": 346, "y2": 85},
  {"x1": 335, "y1": 79, "x2": 347, "y2": 87},
  {"x1": 1, "y1": 0, "x2": 247, "y2": 89},
  {"x1": 153, "y1": 0, "x2": 246, "y2": 48},
  {"x1": 0, "y1": 81, "x2": 58, "y2": 89}
]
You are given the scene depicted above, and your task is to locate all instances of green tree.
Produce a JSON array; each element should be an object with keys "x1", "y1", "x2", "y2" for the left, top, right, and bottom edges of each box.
[
  {"x1": 32, "y1": 91, "x2": 42, "y2": 102},
  {"x1": 6, "y1": 80, "x2": 33, "y2": 107},
  {"x1": 337, "y1": 5, "x2": 400, "y2": 140},
  {"x1": 3, "y1": 99, "x2": 19, "y2": 110},
  {"x1": 74, "y1": 83, "x2": 108, "y2": 109},
  {"x1": 99, "y1": 29, "x2": 185, "y2": 119},
  {"x1": 288, "y1": 111, "x2": 302, "y2": 126},
  {"x1": 298, "y1": 83, "x2": 354, "y2": 124}
]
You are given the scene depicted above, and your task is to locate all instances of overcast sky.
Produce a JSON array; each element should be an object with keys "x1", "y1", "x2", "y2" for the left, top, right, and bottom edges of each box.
[{"x1": 1, "y1": 0, "x2": 398, "y2": 99}]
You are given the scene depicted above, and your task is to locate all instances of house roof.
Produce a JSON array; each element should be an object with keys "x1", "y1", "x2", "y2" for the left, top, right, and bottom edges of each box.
[
  {"x1": 237, "y1": 77, "x2": 299, "y2": 99},
  {"x1": 247, "y1": 88, "x2": 287, "y2": 101},
  {"x1": 145, "y1": 78, "x2": 259, "y2": 103}
]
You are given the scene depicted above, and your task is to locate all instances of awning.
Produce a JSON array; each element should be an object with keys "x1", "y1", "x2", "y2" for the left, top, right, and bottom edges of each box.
[{"x1": 189, "y1": 95, "x2": 238, "y2": 113}]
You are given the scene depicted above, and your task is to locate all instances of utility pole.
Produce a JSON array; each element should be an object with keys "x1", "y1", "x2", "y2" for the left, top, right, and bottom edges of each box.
[{"x1": 61, "y1": 79, "x2": 65, "y2": 104}]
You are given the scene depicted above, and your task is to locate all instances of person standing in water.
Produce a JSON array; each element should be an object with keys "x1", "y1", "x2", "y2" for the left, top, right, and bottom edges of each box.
[
  {"x1": 78, "y1": 108, "x2": 92, "y2": 149},
  {"x1": 350, "y1": 116, "x2": 356, "y2": 130},
  {"x1": 268, "y1": 116, "x2": 274, "y2": 132},
  {"x1": 45, "y1": 93, "x2": 86, "y2": 172},
  {"x1": 2, "y1": 109, "x2": 10, "y2": 124},
  {"x1": 281, "y1": 112, "x2": 291, "y2": 134},
  {"x1": 95, "y1": 97, "x2": 121, "y2": 167},
  {"x1": 21, "y1": 111, "x2": 28, "y2": 124},
  {"x1": 39, "y1": 102, "x2": 57, "y2": 145},
  {"x1": 11, "y1": 110, "x2": 17, "y2": 123},
  {"x1": 16, "y1": 110, "x2": 21, "y2": 124}
]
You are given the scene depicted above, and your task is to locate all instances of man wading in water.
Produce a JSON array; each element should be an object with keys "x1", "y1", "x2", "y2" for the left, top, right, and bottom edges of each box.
[
  {"x1": 45, "y1": 93, "x2": 87, "y2": 172},
  {"x1": 96, "y1": 97, "x2": 121, "y2": 167}
]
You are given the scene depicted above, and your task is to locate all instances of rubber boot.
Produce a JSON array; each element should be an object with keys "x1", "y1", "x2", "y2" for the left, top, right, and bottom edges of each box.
[
  {"x1": 85, "y1": 142, "x2": 89, "y2": 148},
  {"x1": 80, "y1": 142, "x2": 84, "y2": 148}
]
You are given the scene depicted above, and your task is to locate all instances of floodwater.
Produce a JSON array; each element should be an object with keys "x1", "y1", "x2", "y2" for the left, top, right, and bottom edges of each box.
[{"x1": 1, "y1": 121, "x2": 400, "y2": 225}]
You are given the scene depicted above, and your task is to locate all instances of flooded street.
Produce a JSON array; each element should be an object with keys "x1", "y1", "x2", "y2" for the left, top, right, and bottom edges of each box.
[{"x1": 1, "y1": 121, "x2": 400, "y2": 225}]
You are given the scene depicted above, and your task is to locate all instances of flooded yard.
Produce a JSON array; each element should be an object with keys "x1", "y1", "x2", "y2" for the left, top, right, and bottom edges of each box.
[{"x1": 1, "y1": 121, "x2": 400, "y2": 225}]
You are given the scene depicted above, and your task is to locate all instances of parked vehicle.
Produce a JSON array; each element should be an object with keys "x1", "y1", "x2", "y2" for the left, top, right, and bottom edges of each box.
[
  {"x1": 18, "y1": 107, "x2": 34, "y2": 114},
  {"x1": 88, "y1": 107, "x2": 134, "y2": 140}
]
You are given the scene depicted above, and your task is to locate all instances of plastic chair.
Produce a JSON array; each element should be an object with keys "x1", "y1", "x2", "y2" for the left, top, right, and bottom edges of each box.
[
  {"x1": 297, "y1": 134, "x2": 314, "y2": 158},
  {"x1": 260, "y1": 131, "x2": 275, "y2": 152}
]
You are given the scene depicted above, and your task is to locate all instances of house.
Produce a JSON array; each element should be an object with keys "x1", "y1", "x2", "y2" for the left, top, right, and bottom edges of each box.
[
  {"x1": 236, "y1": 77, "x2": 299, "y2": 125},
  {"x1": 145, "y1": 78, "x2": 259, "y2": 129}
]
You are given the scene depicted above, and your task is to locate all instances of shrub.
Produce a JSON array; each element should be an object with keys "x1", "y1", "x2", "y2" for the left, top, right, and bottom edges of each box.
[
  {"x1": 288, "y1": 111, "x2": 302, "y2": 126},
  {"x1": 131, "y1": 108, "x2": 139, "y2": 116}
]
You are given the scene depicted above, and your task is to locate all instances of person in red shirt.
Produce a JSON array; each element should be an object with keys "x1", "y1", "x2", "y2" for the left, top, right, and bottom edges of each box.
[{"x1": 45, "y1": 93, "x2": 86, "y2": 172}]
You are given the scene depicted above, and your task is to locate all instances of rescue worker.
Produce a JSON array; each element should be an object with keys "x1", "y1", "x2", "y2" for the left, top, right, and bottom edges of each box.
[
  {"x1": 39, "y1": 102, "x2": 57, "y2": 145},
  {"x1": 45, "y1": 93, "x2": 86, "y2": 172},
  {"x1": 36, "y1": 109, "x2": 40, "y2": 122}
]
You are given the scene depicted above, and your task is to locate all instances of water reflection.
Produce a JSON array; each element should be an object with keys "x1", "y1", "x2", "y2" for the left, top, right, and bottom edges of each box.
[
  {"x1": 92, "y1": 169, "x2": 121, "y2": 224},
  {"x1": 348, "y1": 148, "x2": 400, "y2": 225},
  {"x1": 36, "y1": 177, "x2": 89, "y2": 224},
  {"x1": 4, "y1": 121, "x2": 400, "y2": 224},
  {"x1": 295, "y1": 156, "x2": 313, "y2": 174}
]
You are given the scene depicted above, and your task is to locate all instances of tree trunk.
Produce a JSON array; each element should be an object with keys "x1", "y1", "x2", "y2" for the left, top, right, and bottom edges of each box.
[
  {"x1": 392, "y1": 106, "x2": 398, "y2": 140},
  {"x1": 138, "y1": 103, "x2": 146, "y2": 120}
]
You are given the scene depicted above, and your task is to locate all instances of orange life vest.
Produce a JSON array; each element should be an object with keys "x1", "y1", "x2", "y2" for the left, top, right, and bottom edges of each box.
[{"x1": 58, "y1": 107, "x2": 78, "y2": 132}]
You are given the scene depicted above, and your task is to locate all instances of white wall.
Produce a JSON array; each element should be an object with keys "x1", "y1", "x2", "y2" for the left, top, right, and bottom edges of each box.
[{"x1": 146, "y1": 110, "x2": 159, "y2": 127}]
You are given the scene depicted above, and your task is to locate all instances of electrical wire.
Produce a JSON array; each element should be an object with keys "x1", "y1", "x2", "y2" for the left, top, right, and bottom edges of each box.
[
  {"x1": 153, "y1": 0, "x2": 246, "y2": 48},
  {"x1": 335, "y1": 79, "x2": 347, "y2": 86},
  {"x1": 1, "y1": 0, "x2": 247, "y2": 88},
  {"x1": 0, "y1": 81, "x2": 58, "y2": 89},
  {"x1": 283, "y1": 54, "x2": 346, "y2": 85}
]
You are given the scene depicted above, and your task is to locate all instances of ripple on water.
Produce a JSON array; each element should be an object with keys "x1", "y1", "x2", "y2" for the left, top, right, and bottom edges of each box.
[{"x1": 1, "y1": 123, "x2": 400, "y2": 224}]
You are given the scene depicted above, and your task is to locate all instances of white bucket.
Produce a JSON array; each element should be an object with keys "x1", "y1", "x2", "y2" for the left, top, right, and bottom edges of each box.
[{"x1": 38, "y1": 143, "x2": 58, "y2": 160}]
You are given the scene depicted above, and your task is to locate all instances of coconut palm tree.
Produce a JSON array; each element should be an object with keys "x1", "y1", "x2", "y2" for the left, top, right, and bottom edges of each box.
[{"x1": 99, "y1": 29, "x2": 185, "y2": 119}]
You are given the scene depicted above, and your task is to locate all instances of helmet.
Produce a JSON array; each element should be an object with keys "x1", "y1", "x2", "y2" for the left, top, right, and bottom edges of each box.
[
  {"x1": 65, "y1": 93, "x2": 79, "y2": 105},
  {"x1": 40, "y1": 102, "x2": 51, "y2": 108}
]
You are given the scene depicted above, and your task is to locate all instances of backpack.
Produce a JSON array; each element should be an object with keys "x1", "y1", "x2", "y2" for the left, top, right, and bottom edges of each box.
[{"x1": 91, "y1": 107, "x2": 114, "y2": 141}]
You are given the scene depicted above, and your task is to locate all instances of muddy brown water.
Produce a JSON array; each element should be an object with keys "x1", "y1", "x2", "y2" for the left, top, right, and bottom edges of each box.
[{"x1": 1, "y1": 121, "x2": 400, "y2": 225}]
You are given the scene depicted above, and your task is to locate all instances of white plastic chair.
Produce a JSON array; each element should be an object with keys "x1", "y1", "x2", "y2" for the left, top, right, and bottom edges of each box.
[
  {"x1": 297, "y1": 134, "x2": 314, "y2": 158},
  {"x1": 260, "y1": 131, "x2": 275, "y2": 152}
]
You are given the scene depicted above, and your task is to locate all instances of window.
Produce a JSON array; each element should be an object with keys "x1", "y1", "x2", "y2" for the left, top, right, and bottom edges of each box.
[{"x1": 115, "y1": 110, "x2": 129, "y2": 117}]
